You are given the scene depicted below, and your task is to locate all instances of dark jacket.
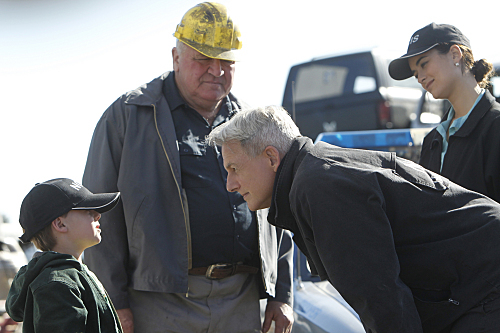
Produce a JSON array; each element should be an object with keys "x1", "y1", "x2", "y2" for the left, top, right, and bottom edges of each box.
[
  {"x1": 82, "y1": 72, "x2": 293, "y2": 309},
  {"x1": 269, "y1": 137, "x2": 500, "y2": 333},
  {"x1": 420, "y1": 90, "x2": 500, "y2": 202},
  {"x1": 6, "y1": 252, "x2": 122, "y2": 333}
]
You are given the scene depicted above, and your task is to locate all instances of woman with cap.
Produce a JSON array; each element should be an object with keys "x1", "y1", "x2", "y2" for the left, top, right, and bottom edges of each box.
[{"x1": 389, "y1": 23, "x2": 500, "y2": 202}]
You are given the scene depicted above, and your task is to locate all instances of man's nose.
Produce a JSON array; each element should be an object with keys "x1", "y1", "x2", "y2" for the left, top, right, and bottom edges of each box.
[
  {"x1": 208, "y1": 59, "x2": 224, "y2": 77},
  {"x1": 226, "y1": 176, "x2": 239, "y2": 192},
  {"x1": 93, "y1": 211, "x2": 102, "y2": 221}
]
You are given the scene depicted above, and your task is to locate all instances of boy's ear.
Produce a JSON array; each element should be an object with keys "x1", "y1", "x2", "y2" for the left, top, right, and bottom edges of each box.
[{"x1": 52, "y1": 218, "x2": 68, "y2": 233}]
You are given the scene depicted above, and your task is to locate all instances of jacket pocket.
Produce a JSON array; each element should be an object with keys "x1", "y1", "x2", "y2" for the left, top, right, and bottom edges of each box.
[
  {"x1": 178, "y1": 141, "x2": 213, "y2": 188},
  {"x1": 412, "y1": 292, "x2": 461, "y2": 332},
  {"x1": 130, "y1": 195, "x2": 154, "y2": 249},
  {"x1": 411, "y1": 286, "x2": 454, "y2": 304}
]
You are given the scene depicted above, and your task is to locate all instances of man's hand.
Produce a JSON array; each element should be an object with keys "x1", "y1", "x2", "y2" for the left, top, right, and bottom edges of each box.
[
  {"x1": 262, "y1": 301, "x2": 294, "y2": 333},
  {"x1": 116, "y1": 308, "x2": 134, "y2": 333}
]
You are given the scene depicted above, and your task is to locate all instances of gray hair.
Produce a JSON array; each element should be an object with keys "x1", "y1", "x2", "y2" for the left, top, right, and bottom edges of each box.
[
  {"x1": 175, "y1": 39, "x2": 187, "y2": 56},
  {"x1": 208, "y1": 105, "x2": 301, "y2": 157}
]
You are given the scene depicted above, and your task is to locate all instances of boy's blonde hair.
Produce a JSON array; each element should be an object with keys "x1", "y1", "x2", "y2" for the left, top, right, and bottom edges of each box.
[
  {"x1": 27, "y1": 224, "x2": 56, "y2": 252},
  {"x1": 26, "y1": 212, "x2": 68, "y2": 252}
]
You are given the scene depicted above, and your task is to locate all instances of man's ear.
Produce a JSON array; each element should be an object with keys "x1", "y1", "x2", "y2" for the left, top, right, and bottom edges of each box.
[
  {"x1": 264, "y1": 146, "x2": 281, "y2": 172},
  {"x1": 172, "y1": 47, "x2": 180, "y2": 72},
  {"x1": 52, "y1": 218, "x2": 68, "y2": 233}
]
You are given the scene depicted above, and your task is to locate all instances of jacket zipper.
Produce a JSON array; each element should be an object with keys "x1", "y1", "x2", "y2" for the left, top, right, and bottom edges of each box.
[{"x1": 152, "y1": 104, "x2": 192, "y2": 296}]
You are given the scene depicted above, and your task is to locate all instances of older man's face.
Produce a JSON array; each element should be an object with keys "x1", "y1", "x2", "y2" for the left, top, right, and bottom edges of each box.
[
  {"x1": 173, "y1": 44, "x2": 235, "y2": 109},
  {"x1": 222, "y1": 141, "x2": 279, "y2": 211}
]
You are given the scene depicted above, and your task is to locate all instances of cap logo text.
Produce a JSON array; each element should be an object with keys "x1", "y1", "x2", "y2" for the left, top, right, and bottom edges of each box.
[
  {"x1": 70, "y1": 182, "x2": 83, "y2": 191},
  {"x1": 409, "y1": 35, "x2": 419, "y2": 45}
]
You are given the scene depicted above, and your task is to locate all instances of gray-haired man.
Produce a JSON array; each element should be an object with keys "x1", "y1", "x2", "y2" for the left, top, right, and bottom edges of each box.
[{"x1": 208, "y1": 105, "x2": 500, "y2": 333}]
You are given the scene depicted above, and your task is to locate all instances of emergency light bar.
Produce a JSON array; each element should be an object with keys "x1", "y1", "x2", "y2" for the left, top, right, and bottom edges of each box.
[
  {"x1": 315, "y1": 128, "x2": 432, "y2": 162},
  {"x1": 315, "y1": 128, "x2": 431, "y2": 149}
]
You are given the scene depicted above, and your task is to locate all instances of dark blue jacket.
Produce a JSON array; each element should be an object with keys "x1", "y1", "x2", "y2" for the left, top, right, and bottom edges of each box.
[{"x1": 269, "y1": 137, "x2": 500, "y2": 333}]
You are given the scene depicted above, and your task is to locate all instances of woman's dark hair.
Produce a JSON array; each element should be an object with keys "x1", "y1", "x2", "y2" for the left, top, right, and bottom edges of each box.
[{"x1": 435, "y1": 43, "x2": 494, "y2": 89}]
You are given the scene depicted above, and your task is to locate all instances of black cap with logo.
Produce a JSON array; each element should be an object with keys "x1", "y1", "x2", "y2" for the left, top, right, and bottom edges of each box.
[
  {"x1": 19, "y1": 178, "x2": 120, "y2": 243},
  {"x1": 389, "y1": 23, "x2": 471, "y2": 80}
]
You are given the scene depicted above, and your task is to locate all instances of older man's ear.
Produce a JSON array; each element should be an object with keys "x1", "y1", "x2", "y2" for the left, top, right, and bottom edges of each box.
[{"x1": 263, "y1": 146, "x2": 281, "y2": 172}]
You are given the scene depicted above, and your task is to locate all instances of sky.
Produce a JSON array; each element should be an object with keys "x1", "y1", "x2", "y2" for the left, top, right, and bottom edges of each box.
[{"x1": 1, "y1": 0, "x2": 500, "y2": 230}]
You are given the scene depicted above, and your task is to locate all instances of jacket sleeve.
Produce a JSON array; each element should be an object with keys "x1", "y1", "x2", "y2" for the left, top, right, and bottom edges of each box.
[
  {"x1": 257, "y1": 209, "x2": 294, "y2": 306},
  {"x1": 272, "y1": 228, "x2": 294, "y2": 306},
  {"x1": 33, "y1": 281, "x2": 88, "y2": 332},
  {"x1": 483, "y1": 115, "x2": 500, "y2": 203},
  {"x1": 82, "y1": 98, "x2": 131, "y2": 309},
  {"x1": 293, "y1": 169, "x2": 423, "y2": 333}
]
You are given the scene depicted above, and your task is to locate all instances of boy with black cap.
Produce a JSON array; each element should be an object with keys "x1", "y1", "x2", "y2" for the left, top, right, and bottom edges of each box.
[{"x1": 6, "y1": 178, "x2": 123, "y2": 333}]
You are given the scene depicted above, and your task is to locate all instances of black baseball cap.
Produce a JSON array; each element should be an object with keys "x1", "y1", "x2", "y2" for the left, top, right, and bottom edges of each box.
[
  {"x1": 19, "y1": 178, "x2": 120, "y2": 243},
  {"x1": 389, "y1": 23, "x2": 471, "y2": 80}
]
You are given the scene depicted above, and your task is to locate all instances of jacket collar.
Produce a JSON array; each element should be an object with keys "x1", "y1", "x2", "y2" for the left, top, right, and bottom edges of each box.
[
  {"x1": 122, "y1": 71, "x2": 241, "y2": 117},
  {"x1": 123, "y1": 72, "x2": 171, "y2": 107},
  {"x1": 447, "y1": 90, "x2": 497, "y2": 138},
  {"x1": 268, "y1": 137, "x2": 313, "y2": 233}
]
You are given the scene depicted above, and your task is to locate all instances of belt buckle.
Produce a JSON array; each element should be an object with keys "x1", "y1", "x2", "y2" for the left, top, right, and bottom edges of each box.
[{"x1": 206, "y1": 263, "x2": 232, "y2": 280}]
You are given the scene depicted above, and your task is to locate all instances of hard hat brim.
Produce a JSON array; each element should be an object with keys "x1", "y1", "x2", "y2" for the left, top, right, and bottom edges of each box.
[{"x1": 181, "y1": 39, "x2": 240, "y2": 62}]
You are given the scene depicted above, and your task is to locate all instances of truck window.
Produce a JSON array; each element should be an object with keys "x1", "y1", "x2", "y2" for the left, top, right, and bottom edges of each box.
[
  {"x1": 353, "y1": 76, "x2": 377, "y2": 94},
  {"x1": 292, "y1": 53, "x2": 377, "y2": 105},
  {"x1": 295, "y1": 65, "x2": 348, "y2": 103}
]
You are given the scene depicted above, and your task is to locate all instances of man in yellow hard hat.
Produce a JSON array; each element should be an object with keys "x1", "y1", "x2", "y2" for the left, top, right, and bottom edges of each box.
[{"x1": 82, "y1": 2, "x2": 294, "y2": 333}]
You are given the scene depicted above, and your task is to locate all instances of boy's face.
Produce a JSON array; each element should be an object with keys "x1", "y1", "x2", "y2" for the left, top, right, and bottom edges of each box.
[{"x1": 60, "y1": 210, "x2": 102, "y2": 250}]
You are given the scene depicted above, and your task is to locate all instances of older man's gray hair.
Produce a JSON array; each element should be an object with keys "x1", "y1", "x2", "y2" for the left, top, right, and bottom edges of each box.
[{"x1": 208, "y1": 105, "x2": 301, "y2": 157}]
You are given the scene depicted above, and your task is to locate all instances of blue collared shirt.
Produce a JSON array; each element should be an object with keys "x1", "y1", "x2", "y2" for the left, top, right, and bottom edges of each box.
[{"x1": 436, "y1": 89, "x2": 485, "y2": 171}]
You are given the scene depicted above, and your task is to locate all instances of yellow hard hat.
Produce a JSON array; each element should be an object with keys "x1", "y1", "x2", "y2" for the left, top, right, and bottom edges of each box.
[{"x1": 174, "y1": 2, "x2": 242, "y2": 61}]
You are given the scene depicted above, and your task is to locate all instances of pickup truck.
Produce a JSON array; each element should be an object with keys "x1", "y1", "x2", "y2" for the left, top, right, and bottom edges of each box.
[{"x1": 282, "y1": 48, "x2": 423, "y2": 140}]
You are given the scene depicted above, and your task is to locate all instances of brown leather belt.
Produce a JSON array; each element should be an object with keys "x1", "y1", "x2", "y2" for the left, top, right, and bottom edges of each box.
[{"x1": 188, "y1": 263, "x2": 259, "y2": 280}]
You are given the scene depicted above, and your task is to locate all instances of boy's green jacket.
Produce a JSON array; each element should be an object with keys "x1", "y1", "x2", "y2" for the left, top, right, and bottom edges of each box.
[{"x1": 6, "y1": 251, "x2": 122, "y2": 333}]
